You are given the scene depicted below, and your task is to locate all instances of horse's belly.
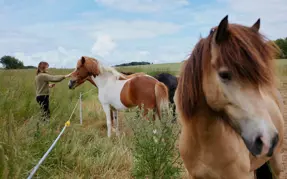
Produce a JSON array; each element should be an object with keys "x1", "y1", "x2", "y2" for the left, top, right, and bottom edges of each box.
[{"x1": 110, "y1": 101, "x2": 127, "y2": 110}]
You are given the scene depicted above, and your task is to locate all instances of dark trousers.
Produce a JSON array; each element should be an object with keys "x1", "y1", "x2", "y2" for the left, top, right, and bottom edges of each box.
[{"x1": 36, "y1": 95, "x2": 50, "y2": 120}]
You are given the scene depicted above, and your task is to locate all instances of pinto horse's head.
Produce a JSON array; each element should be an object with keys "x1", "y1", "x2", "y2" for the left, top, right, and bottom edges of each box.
[
  {"x1": 177, "y1": 16, "x2": 282, "y2": 157},
  {"x1": 68, "y1": 56, "x2": 100, "y2": 89}
]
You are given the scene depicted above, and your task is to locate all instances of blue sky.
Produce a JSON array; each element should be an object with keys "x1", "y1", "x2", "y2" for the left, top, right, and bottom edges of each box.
[{"x1": 0, "y1": 0, "x2": 286, "y2": 68}]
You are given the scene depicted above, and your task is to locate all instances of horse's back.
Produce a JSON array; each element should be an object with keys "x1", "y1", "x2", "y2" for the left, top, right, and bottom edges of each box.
[
  {"x1": 120, "y1": 75, "x2": 159, "y2": 108},
  {"x1": 119, "y1": 72, "x2": 146, "y2": 80},
  {"x1": 154, "y1": 73, "x2": 178, "y2": 88}
]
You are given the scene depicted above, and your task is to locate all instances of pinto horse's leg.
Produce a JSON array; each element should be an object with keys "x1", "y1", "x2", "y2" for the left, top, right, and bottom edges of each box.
[
  {"x1": 102, "y1": 104, "x2": 112, "y2": 137},
  {"x1": 110, "y1": 107, "x2": 114, "y2": 129},
  {"x1": 113, "y1": 110, "x2": 120, "y2": 136}
]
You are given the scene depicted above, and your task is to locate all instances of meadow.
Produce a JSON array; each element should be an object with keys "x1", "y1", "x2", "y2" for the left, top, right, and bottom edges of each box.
[{"x1": 0, "y1": 60, "x2": 287, "y2": 179}]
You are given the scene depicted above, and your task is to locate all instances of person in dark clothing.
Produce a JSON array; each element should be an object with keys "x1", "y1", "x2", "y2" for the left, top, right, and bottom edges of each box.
[
  {"x1": 35, "y1": 61, "x2": 71, "y2": 121},
  {"x1": 36, "y1": 95, "x2": 51, "y2": 120}
]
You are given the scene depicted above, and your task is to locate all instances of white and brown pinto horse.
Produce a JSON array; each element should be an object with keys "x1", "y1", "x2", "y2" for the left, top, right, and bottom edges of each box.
[
  {"x1": 68, "y1": 56, "x2": 169, "y2": 137},
  {"x1": 175, "y1": 16, "x2": 284, "y2": 179}
]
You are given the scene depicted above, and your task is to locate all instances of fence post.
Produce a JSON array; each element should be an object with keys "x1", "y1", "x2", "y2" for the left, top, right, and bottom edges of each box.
[{"x1": 79, "y1": 92, "x2": 82, "y2": 125}]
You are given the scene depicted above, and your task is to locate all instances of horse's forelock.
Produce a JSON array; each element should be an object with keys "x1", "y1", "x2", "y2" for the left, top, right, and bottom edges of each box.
[
  {"x1": 82, "y1": 57, "x2": 101, "y2": 77},
  {"x1": 212, "y1": 24, "x2": 277, "y2": 87}
]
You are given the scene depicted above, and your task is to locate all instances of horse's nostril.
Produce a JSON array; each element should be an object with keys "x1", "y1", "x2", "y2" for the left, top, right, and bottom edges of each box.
[
  {"x1": 254, "y1": 136, "x2": 263, "y2": 151},
  {"x1": 242, "y1": 135, "x2": 263, "y2": 156},
  {"x1": 255, "y1": 136, "x2": 262, "y2": 146}
]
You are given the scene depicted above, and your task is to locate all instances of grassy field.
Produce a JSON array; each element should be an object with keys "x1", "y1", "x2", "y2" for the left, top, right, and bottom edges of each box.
[
  {"x1": 0, "y1": 60, "x2": 287, "y2": 179},
  {"x1": 117, "y1": 59, "x2": 287, "y2": 76}
]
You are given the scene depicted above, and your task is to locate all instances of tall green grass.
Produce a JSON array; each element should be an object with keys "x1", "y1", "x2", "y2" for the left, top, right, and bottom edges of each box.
[
  {"x1": 128, "y1": 106, "x2": 181, "y2": 179},
  {"x1": 116, "y1": 60, "x2": 287, "y2": 77},
  {"x1": 0, "y1": 67, "x2": 183, "y2": 178},
  {"x1": 116, "y1": 63, "x2": 182, "y2": 76},
  {"x1": 0, "y1": 69, "x2": 133, "y2": 178}
]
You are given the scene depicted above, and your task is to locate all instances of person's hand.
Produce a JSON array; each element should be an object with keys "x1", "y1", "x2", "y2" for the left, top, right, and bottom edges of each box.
[
  {"x1": 65, "y1": 72, "x2": 72, "y2": 78},
  {"x1": 49, "y1": 84, "x2": 56, "y2": 88}
]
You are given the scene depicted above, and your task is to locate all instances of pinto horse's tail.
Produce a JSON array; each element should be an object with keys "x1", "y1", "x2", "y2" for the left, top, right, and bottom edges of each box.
[
  {"x1": 155, "y1": 82, "x2": 169, "y2": 118},
  {"x1": 255, "y1": 162, "x2": 273, "y2": 179}
]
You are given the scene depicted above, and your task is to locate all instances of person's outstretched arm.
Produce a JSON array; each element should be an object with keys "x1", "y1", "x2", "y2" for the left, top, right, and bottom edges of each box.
[{"x1": 43, "y1": 73, "x2": 66, "y2": 82}]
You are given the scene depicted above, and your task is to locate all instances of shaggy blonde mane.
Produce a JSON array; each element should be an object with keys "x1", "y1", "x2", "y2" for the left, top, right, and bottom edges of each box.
[{"x1": 99, "y1": 65, "x2": 126, "y2": 80}]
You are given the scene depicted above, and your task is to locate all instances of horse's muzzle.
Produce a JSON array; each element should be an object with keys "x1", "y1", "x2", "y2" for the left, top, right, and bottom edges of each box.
[
  {"x1": 68, "y1": 80, "x2": 76, "y2": 89},
  {"x1": 242, "y1": 133, "x2": 279, "y2": 157}
]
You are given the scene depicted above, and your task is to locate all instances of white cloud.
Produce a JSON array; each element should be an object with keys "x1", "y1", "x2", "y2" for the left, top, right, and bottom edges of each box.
[
  {"x1": 95, "y1": 0, "x2": 189, "y2": 13},
  {"x1": 1, "y1": 19, "x2": 183, "y2": 67},
  {"x1": 91, "y1": 34, "x2": 117, "y2": 57},
  {"x1": 90, "y1": 20, "x2": 183, "y2": 40},
  {"x1": 139, "y1": 50, "x2": 150, "y2": 56},
  {"x1": 221, "y1": 0, "x2": 287, "y2": 39},
  {"x1": 2, "y1": 0, "x2": 286, "y2": 68},
  {"x1": 14, "y1": 47, "x2": 87, "y2": 68}
]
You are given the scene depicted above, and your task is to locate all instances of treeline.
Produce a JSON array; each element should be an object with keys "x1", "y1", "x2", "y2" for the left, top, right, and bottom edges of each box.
[
  {"x1": 274, "y1": 37, "x2": 287, "y2": 59},
  {"x1": 0, "y1": 56, "x2": 36, "y2": 69},
  {"x1": 114, "y1": 61, "x2": 152, "y2": 67}
]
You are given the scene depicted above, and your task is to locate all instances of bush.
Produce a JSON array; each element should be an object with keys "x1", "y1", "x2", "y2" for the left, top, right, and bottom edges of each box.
[{"x1": 127, "y1": 106, "x2": 182, "y2": 179}]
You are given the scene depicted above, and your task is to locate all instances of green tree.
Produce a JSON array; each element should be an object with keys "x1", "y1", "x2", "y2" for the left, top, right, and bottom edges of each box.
[
  {"x1": 274, "y1": 38, "x2": 287, "y2": 59},
  {"x1": 0, "y1": 56, "x2": 24, "y2": 69}
]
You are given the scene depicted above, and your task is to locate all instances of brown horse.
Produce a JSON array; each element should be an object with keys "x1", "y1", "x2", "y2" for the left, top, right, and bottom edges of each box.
[
  {"x1": 175, "y1": 16, "x2": 284, "y2": 179},
  {"x1": 68, "y1": 56, "x2": 169, "y2": 137}
]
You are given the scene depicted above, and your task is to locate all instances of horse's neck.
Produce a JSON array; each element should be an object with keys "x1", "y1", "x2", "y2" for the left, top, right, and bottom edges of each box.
[
  {"x1": 93, "y1": 72, "x2": 117, "y2": 88},
  {"x1": 188, "y1": 110, "x2": 235, "y2": 141}
]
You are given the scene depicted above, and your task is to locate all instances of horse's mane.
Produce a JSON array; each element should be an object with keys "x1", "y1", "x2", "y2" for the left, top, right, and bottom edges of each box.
[
  {"x1": 177, "y1": 38, "x2": 206, "y2": 119},
  {"x1": 82, "y1": 57, "x2": 127, "y2": 80},
  {"x1": 177, "y1": 23, "x2": 279, "y2": 119},
  {"x1": 99, "y1": 65, "x2": 126, "y2": 80}
]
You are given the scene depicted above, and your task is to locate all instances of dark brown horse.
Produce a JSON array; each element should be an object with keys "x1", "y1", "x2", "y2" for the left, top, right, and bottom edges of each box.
[{"x1": 175, "y1": 16, "x2": 284, "y2": 179}]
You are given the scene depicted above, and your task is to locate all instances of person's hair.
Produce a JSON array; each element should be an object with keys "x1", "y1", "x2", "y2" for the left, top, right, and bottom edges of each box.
[{"x1": 37, "y1": 61, "x2": 49, "y2": 75}]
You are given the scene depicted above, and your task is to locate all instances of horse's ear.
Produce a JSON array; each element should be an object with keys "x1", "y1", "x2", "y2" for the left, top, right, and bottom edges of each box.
[
  {"x1": 81, "y1": 56, "x2": 85, "y2": 65},
  {"x1": 251, "y1": 18, "x2": 260, "y2": 32},
  {"x1": 215, "y1": 15, "x2": 229, "y2": 44}
]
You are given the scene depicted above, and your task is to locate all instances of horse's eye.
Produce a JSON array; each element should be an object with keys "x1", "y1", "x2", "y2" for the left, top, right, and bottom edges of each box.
[{"x1": 218, "y1": 71, "x2": 232, "y2": 81}]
